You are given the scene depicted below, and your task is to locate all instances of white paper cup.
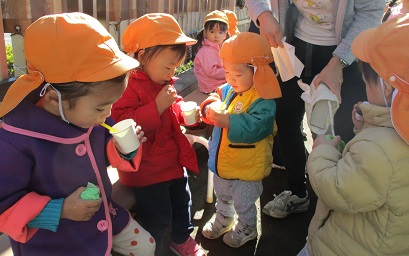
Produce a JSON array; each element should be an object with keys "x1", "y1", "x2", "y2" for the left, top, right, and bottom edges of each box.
[
  {"x1": 181, "y1": 101, "x2": 198, "y2": 125},
  {"x1": 209, "y1": 101, "x2": 227, "y2": 114},
  {"x1": 110, "y1": 119, "x2": 140, "y2": 154}
]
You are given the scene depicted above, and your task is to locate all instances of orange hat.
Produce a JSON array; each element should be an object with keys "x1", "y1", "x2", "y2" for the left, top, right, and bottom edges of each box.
[
  {"x1": 122, "y1": 13, "x2": 196, "y2": 53},
  {"x1": 223, "y1": 10, "x2": 240, "y2": 36},
  {"x1": 0, "y1": 12, "x2": 139, "y2": 118},
  {"x1": 351, "y1": 14, "x2": 409, "y2": 144},
  {"x1": 204, "y1": 10, "x2": 229, "y2": 25},
  {"x1": 219, "y1": 32, "x2": 281, "y2": 99}
]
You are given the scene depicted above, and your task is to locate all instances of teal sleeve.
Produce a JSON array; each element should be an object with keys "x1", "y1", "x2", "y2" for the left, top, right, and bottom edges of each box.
[
  {"x1": 228, "y1": 98, "x2": 276, "y2": 143},
  {"x1": 27, "y1": 198, "x2": 63, "y2": 232},
  {"x1": 119, "y1": 149, "x2": 137, "y2": 160}
]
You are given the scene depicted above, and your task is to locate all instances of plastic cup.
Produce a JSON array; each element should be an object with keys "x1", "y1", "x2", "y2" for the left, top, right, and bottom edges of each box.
[
  {"x1": 209, "y1": 101, "x2": 227, "y2": 114},
  {"x1": 110, "y1": 119, "x2": 140, "y2": 154},
  {"x1": 181, "y1": 101, "x2": 198, "y2": 125}
]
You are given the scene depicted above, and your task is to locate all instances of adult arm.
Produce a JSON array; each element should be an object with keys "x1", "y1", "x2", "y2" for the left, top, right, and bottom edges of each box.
[
  {"x1": 315, "y1": 0, "x2": 385, "y2": 101},
  {"x1": 245, "y1": 0, "x2": 284, "y2": 47}
]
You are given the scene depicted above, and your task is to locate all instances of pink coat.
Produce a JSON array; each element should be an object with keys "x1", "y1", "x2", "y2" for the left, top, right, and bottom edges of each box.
[{"x1": 194, "y1": 38, "x2": 227, "y2": 93}]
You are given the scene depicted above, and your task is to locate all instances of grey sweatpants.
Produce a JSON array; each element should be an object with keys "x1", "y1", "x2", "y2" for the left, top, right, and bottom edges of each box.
[{"x1": 213, "y1": 174, "x2": 263, "y2": 227}]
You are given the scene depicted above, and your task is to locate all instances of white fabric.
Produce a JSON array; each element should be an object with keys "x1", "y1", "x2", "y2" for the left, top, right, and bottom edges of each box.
[
  {"x1": 298, "y1": 77, "x2": 339, "y2": 135},
  {"x1": 271, "y1": 37, "x2": 304, "y2": 82}
]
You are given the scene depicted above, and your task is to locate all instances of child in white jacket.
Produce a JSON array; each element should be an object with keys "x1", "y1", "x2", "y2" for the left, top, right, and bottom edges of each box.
[{"x1": 299, "y1": 14, "x2": 409, "y2": 256}]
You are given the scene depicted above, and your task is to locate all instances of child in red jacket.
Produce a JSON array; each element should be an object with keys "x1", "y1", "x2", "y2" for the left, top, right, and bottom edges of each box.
[{"x1": 112, "y1": 13, "x2": 205, "y2": 256}]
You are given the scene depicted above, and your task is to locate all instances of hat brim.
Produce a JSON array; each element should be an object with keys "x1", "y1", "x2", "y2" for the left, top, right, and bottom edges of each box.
[
  {"x1": 0, "y1": 53, "x2": 139, "y2": 117},
  {"x1": 205, "y1": 17, "x2": 229, "y2": 25},
  {"x1": 351, "y1": 28, "x2": 376, "y2": 63},
  {"x1": 164, "y1": 35, "x2": 197, "y2": 47},
  {"x1": 78, "y1": 53, "x2": 139, "y2": 82}
]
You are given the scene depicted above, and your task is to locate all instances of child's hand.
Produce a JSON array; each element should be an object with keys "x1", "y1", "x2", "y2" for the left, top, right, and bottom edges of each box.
[
  {"x1": 61, "y1": 187, "x2": 102, "y2": 221},
  {"x1": 156, "y1": 85, "x2": 177, "y2": 115},
  {"x1": 352, "y1": 103, "x2": 364, "y2": 132},
  {"x1": 206, "y1": 107, "x2": 229, "y2": 128},
  {"x1": 195, "y1": 107, "x2": 201, "y2": 123},
  {"x1": 312, "y1": 134, "x2": 341, "y2": 150}
]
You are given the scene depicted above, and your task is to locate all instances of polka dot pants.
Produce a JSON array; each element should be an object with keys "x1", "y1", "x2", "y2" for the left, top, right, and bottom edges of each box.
[{"x1": 112, "y1": 217, "x2": 156, "y2": 256}]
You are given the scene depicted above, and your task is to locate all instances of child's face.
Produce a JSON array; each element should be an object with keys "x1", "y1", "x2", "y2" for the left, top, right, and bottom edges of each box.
[
  {"x1": 143, "y1": 48, "x2": 183, "y2": 85},
  {"x1": 204, "y1": 24, "x2": 227, "y2": 45},
  {"x1": 223, "y1": 59, "x2": 254, "y2": 94},
  {"x1": 62, "y1": 80, "x2": 127, "y2": 128}
]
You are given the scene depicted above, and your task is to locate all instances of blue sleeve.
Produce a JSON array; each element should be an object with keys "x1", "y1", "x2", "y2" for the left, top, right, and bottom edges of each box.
[
  {"x1": 228, "y1": 98, "x2": 276, "y2": 144},
  {"x1": 27, "y1": 198, "x2": 63, "y2": 232}
]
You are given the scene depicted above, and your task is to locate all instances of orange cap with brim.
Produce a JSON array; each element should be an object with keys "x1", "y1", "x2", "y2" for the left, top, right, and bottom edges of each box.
[
  {"x1": 205, "y1": 10, "x2": 229, "y2": 25},
  {"x1": 219, "y1": 32, "x2": 281, "y2": 99},
  {"x1": 122, "y1": 13, "x2": 197, "y2": 53},
  {"x1": 351, "y1": 14, "x2": 409, "y2": 144},
  {"x1": 0, "y1": 12, "x2": 139, "y2": 118}
]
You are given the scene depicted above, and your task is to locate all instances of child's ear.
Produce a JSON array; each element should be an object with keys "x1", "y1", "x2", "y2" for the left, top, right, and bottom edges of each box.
[
  {"x1": 43, "y1": 89, "x2": 60, "y2": 114},
  {"x1": 137, "y1": 49, "x2": 145, "y2": 61}
]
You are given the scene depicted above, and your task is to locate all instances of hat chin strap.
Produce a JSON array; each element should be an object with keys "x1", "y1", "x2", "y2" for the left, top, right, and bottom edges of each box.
[{"x1": 40, "y1": 83, "x2": 70, "y2": 124}]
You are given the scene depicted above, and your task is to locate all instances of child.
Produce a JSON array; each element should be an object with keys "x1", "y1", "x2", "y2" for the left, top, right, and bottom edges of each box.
[
  {"x1": 111, "y1": 13, "x2": 205, "y2": 256},
  {"x1": 193, "y1": 10, "x2": 239, "y2": 94},
  {"x1": 0, "y1": 13, "x2": 155, "y2": 256},
  {"x1": 199, "y1": 32, "x2": 281, "y2": 248},
  {"x1": 298, "y1": 15, "x2": 409, "y2": 256}
]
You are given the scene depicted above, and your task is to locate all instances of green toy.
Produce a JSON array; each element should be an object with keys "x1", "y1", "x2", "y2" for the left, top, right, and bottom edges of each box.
[
  {"x1": 325, "y1": 134, "x2": 346, "y2": 153},
  {"x1": 80, "y1": 182, "x2": 101, "y2": 200}
]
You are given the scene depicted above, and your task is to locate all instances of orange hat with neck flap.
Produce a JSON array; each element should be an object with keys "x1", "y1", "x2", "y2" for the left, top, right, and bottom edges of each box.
[
  {"x1": 219, "y1": 32, "x2": 281, "y2": 99},
  {"x1": 352, "y1": 14, "x2": 409, "y2": 144}
]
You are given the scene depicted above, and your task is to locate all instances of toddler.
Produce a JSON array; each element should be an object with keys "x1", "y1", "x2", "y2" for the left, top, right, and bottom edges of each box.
[
  {"x1": 298, "y1": 14, "x2": 409, "y2": 256},
  {"x1": 193, "y1": 10, "x2": 239, "y2": 94},
  {"x1": 112, "y1": 13, "x2": 205, "y2": 256},
  {"x1": 0, "y1": 13, "x2": 154, "y2": 256},
  {"x1": 200, "y1": 32, "x2": 281, "y2": 248}
]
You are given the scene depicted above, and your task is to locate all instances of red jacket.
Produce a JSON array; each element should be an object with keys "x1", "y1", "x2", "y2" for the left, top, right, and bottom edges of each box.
[{"x1": 111, "y1": 70, "x2": 198, "y2": 187}]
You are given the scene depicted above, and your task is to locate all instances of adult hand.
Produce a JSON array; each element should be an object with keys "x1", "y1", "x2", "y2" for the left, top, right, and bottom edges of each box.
[
  {"x1": 314, "y1": 57, "x2": 344, "y2": 103},
  {"x1": 61, "y1": 187, "x2": 102, "y2": 221},
  {"x1": 155, "y1": 85, "x2": 177, "y2": 115},
  {"x1": 257, "y1": 11, "x2": 284, "y2": 48}
]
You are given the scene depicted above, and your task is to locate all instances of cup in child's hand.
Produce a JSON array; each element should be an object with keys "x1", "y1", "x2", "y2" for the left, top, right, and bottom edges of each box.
[
  {"x1": 110, "y1": 119, "x2": 140, "y2": 154},
  {"x1": 181, "y1": 101, "x2": 198, "y2": 125},
  {"x1": 209, "y1": 101, "x2": 227, "y2": 114}
]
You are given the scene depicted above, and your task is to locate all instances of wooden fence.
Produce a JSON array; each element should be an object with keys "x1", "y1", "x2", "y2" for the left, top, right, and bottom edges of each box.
[{"x1": 0, "y1": 0, "x2": 250, "y2": 78}]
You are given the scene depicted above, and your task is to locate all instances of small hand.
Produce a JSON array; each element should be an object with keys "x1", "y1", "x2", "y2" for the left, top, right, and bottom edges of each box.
[
  {"x1": 61, "y1": 187, "x2": 102, "y2": 221},
  {"x1": 352, "y1": 103, "x2": 364, "y2": 132},
  {"x1": 156, "y1": 85, "x2": 177, "y2": 115},
  {"x1": 206, "y1": 107, "x2": 230, "y2": 128},
  {"x1": 314, "y1": 57, "x2": 344, "y2": 103},
  {"x1": 312, "y1": 134, "x2": 341, "y2": 150}
]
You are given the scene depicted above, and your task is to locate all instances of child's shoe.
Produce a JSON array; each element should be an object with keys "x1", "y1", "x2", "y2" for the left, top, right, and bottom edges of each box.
[
  {"x1": 262, "y1": 190, "x2": 309, "y2": 218},
  {"x1": 222, "y1": 221, "x2": 257, "y2": 248},
  {"x1": 202, "y1": 212, "x2": 234, "y2": 239},
  {"x1": 169, "y1": 236, "x2": 206, "y2": 256}
]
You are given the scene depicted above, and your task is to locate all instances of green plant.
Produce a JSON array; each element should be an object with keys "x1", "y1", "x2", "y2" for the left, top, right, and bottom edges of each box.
[
  {"x1": 6, "y1": 44, "x2": 14, "y2": 77},
  {"x1": 175, "y1": 60, "x2": 193, "y2": 76}
]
